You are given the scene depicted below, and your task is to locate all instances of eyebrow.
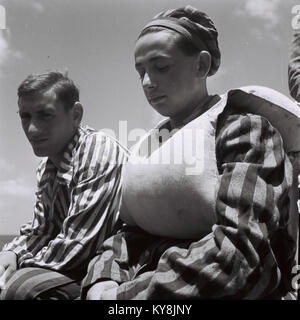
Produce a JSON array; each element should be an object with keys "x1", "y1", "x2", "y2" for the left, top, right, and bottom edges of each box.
[
  {"x1": 135, "y1": 55, "x2": 170, "y2": 68},
  {"x1": 35, "y1": 103, "x2": 55, "y2": 111},
  {"x1": 36, "y1": 109, "x2": 55, "y2": 114},
  {"x1": 18, "y1": 106, "x2": 56, "y2": 115}
]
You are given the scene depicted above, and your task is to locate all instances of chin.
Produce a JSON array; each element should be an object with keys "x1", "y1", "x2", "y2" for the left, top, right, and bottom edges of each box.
[
  {"x1": 33, "y1": 151, "x2": 48, "y2": 157},
  {"x1": 152, "y1": 105, "x2": 171, "y2": 117},
  {"x1": 155, "y1": 110, "x2": 175, "y2": 118},
  {"x1": 32, "y1": 147, "x2": 49, "y2": 157}
]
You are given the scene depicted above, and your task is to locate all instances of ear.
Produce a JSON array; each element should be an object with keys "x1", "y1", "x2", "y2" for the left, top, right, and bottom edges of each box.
[
  {"x1": 196, "y1": 51, "x2": 211, "y2": 79},
  {"x1": 72, "y1": 102, "x2": 83, "y2": 126}
]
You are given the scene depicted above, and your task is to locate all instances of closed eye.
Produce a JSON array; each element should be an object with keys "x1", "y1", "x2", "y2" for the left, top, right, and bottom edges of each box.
[
  {"x1": 36, "y1": 111, "x2": 55, "y2": 120},
  {"x1": 40, "y1": 114, "x2": 54, "y2": 120},
  {"x1": 18, "y1": 111, "x2": 55, "y2": 121},
  {"x1": 156, "y1": 65, "x2": 169, "y2": 72}
]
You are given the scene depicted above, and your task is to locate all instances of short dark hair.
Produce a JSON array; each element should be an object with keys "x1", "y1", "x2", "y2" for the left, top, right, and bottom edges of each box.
[
  {"x1": 18, "y1": 71, "x2": 80, "y2": 110},
  {"x1": 138, "y1": 27, "x2": 201, "y2": 57}
]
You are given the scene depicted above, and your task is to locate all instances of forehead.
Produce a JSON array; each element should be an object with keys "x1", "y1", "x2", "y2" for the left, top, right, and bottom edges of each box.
[
  {"x1": 134, "y1": 30, "x2": 184, "y2": 63},
  {"x1": 18, "y1": 89, "x2": 62, "y2": 111}
]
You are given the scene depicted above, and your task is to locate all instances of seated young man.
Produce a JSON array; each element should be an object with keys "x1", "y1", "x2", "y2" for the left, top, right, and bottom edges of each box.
[
  {"x1": 0, "y1": 71, "x2": 128, "y2": 300},
  {"x1": 81, "y1": 5, "x2": 298, "y2": 300},
  {"x1": 288, "y1": 24, "x2": 300, "y2": 292}
]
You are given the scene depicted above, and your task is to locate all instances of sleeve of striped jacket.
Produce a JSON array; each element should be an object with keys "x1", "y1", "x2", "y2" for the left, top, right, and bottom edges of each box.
[
  {"x1": 289, "y1": 28, "x2": 300, "y2": 101},
  {"x1": 3, "y1": 133, "x2": 128, "y2": 273},
  {"x1": 115, "y1": 114, "x2": 293, "y2": 299}
]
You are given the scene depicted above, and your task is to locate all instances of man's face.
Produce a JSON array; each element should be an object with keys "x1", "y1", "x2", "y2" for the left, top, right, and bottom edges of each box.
[
  {"x1": 134, "y1": 30, "x2": 201, "y2": 119},
  {"x1": 18, "y1": 89, "x2": 77, "y2": 161}
]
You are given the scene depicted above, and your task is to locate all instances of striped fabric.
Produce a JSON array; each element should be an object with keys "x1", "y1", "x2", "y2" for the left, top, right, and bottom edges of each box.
[
  {"x1": 288, "y1": 28, "x2": 300, "y2": 300},
  {"x1": 288, "y1": 27, "x2": 300, "y2": 102},
  {"x1": 2, "y1": 125, "x2": 128, "y2": 276},
  {"x1": 0, "y1": 267, "x2": 80, "y2": 300},
  {"x1": 81, "y1": 113, "x2": 295, "y2": 300}
]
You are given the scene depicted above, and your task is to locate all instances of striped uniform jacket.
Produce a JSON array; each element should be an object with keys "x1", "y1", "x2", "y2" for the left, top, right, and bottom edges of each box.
[
  {"x1": 2, "y1": 125, "x2": 128, "y2": 276},
  {"x1": 81, "y1": 113, "x2": 296, "y2": 299},
  {"x1": 288, "y1": 27, "x2": 300, "y2": 214},
  {"x1": 289, "y1": 27, "x2": 300, "y2": 102}
]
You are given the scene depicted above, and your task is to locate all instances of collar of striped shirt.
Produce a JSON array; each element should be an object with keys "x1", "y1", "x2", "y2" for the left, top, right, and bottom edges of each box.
[{"x1": 38, "y1": 125, "x2": 92, "y2": 189}]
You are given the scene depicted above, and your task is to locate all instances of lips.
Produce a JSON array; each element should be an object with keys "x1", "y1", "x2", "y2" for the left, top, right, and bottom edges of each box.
[
  {"x1": 148, "y1": 95, "x2": 166, "y2": 104},
  {"x1": 30, "y1": 138, "x2": 48, "y2": 145}
]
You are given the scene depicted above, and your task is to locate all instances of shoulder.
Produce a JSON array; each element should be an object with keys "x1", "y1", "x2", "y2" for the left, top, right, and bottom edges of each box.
[
  {"x1": 74, "y1": 126, "x2": 129, "y2": 168},
  {"x1": 81, "y1": 126, "x2": 128, "y2": 153},
  {"x1": 217, "y1": 113, "x2": 281, "y2": 142},
  {"x1": 216, "y1": 113, "x2": 285, "y2": 164}
]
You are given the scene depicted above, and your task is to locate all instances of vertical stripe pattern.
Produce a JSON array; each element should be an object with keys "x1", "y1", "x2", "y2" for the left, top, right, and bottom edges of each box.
[
  {"x1": 81, "y1": 114, "x2": 295, "y2": 300},
  {"x1": 2, "y1": 125, "x2": 129, "y2": 275}
]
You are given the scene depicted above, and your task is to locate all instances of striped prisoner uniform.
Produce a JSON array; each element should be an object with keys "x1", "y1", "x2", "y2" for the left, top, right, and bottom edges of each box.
[
  {"x1": 81, "y1": 113, "x2": 295, "y2": 300},
  {"x1": 1, "y1": 125, "x2": 128, "y2": 299}
]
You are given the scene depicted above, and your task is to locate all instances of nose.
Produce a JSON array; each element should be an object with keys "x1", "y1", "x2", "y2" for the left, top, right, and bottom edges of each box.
[
  {"x1": 26, "y1": 120, "x2": 41, "y2": 139},
  {"x1": 142, "y1": 72, "x2": 157, "y2": 90}
]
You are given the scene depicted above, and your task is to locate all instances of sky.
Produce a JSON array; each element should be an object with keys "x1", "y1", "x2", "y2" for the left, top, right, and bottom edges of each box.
[{"x1": 0, "y1": 0, "x2": 298, "y2": 234}]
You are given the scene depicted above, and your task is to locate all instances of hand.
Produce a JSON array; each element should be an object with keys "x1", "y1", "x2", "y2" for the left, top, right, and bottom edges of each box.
[
  {"x1": 0, "y1": 251, "x2": 17, "y2": 290},
  {"x1": 86, "y1": 280, "x2": 119, "y2": 300}
]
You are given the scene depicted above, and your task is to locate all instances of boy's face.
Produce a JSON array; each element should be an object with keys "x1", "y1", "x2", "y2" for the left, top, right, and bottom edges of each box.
[{"x1": 134, "y1": 30, "x2": 202, "y2": 119}]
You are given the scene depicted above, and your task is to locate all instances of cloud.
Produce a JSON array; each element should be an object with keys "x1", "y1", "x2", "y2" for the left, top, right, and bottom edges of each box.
[
  {"x1": 2, "y1": 0, "x2": 45, "y2": 13},
  {"x1": 0, "y1": 156, "x2": 38, "y2": 233},
  {"x1": 0, "y1": 177, "x2": 34, "y2": 233},
  {"x1": 0, "y1": 178, "x2": 34, "y2": 198},
  {"x1": 0, "y1": 1, "x2": 44, "y2": 72},
  {"x1": 0, "y1": 29, "x2": 22, "y2": 76},
  {"x1": 0, "y1": 158, "x2": 35, "y2": 198},
  {"x1": 31, "y1": 1, "x2": 45, "y2": 13},
  {"x1": 0, "y1": 32, "x2": 9, "y2": 66},
  {"x1": 0, "y1": 176, "x2": 35, "y2": 234},
  {"x1": 0, "y1": 158, "x2": 14, "y2": 174},
  {"x1": 235, "y1": 0, "x2": 281, "y2": 30}
]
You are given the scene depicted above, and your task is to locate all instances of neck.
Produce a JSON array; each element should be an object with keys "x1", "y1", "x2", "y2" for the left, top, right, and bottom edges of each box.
[
  {"x1": 49, "y1": 126, "x2": 78, "y2": 169},
  {"x1": 169, "y1": 93, "x2": 213, "y2": 129},
  {"x1": 49, "y1": 155, "x2": 63, "y2": 169}
]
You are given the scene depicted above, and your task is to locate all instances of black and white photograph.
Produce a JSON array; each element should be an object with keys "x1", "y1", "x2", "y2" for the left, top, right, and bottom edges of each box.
[{"x1": 0, "y1": 0, "x2": 299, "y2": 306}]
